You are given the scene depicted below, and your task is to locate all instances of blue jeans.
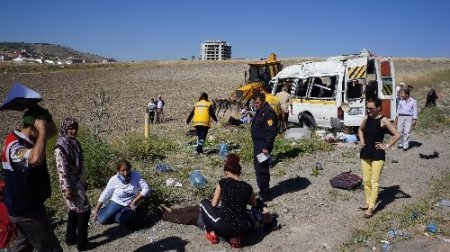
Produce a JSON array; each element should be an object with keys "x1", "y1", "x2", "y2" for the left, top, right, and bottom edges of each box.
[{"x1": 97, "y1": 201, "x2": 135, "y2": 225}]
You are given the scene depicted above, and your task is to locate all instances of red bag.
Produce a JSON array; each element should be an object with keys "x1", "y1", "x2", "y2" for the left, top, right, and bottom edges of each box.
[
  {"x1": 0, "y1": 180, "x2": 17, "y2": 248},
  {"x1": 329, "y1": 171, "x2": 362, "y2": 190}
]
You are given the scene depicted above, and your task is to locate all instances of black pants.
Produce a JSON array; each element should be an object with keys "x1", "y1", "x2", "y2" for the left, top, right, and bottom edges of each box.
[
  {"x1": 200, "y1": 199, "x2": 249, "y2": 238},
  {"x1": 9, "y1": 207, "x2": 63, "y2": 252},
  {"x1": 253, "y1": 140, "x2": 271, "y2": 198},
  {"x1": 162, "y1": 205, "x2": 200, "y2": 226},
  {"x1": 149, "y1": 111, "x2": 155, "y2": 123},
  {"x1": 195, "y1": 125, "x2": 209, "y2": 154},
  {"x1": 66, "y1": 210, "x2": 90, "y2": 249},
  {"x1": 228, "y1": 116, "x2": 243, "y2": 126}
]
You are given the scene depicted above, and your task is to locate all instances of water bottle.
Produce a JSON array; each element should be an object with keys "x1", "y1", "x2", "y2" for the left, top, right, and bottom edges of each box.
[
  {"x1": 190, "y1": 170, "x2": 207, "y2": 187},
  {"x1": 218, "y1": 142, "x2": 229, "y2": 159},
  {"x1": 426, "y1": 223, "x2": 438, "y2": 233},
  {"x1": 314, "y1": 162, "x2": 323, "y2": 170}
]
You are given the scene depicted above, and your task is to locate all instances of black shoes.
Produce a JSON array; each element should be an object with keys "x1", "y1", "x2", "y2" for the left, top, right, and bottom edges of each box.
[
  {"x1": 260, "y1": 194, "x2": 273, "y2": 203},
  {"x1": 77, "y1": 242, "x2": 97, "y2": 251},
  {"x1": 264, "y1": 217, "x2": 281, "y2": 232}
]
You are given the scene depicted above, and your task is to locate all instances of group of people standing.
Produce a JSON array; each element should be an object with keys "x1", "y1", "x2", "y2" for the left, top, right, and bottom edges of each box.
[
  {"x1": 186, "y1": 89, "x2": 279, "y2": 203},
  {"x1": 146, "y1": 95, "x2": 165, "y2": 124},
  {"x1": 1, "y1": 107, "x2": 151, "y2": 251}
]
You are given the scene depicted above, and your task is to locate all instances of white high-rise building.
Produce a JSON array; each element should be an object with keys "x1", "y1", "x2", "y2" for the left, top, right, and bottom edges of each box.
[{"x1": 200, "y1": 40, "x2": 231, "y2": 61}]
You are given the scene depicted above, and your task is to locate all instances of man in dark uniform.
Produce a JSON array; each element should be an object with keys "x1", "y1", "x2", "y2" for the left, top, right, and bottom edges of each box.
[{"x1": 251, "y1": 93, "x2": 278, "y2": 202}]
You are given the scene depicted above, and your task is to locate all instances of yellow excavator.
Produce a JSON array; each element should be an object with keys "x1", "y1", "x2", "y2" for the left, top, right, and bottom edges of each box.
[{"x1": 235, "y1": 53, "x2": 283, "y2": 105}]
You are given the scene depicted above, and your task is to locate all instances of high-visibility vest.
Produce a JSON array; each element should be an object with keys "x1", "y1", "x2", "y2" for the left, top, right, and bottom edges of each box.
[
  {"x1": 265, "y1": 94, "x2": 282, "y2": 116},
  {"x1": 193, "y1": 100, "x2": 212, "y2": 127}
]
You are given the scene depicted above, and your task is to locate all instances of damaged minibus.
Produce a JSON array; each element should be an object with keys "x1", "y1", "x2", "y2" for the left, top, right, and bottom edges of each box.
[{"x1": 270, "y1": 49, "x2": 396, "y2": 130}]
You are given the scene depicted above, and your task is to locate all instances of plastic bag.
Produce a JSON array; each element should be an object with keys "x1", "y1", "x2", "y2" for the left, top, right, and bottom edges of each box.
[
  {"x1": 218, "y1": 142, "x2": 229, "y2": 159},
  {"x1": 190, "y1": 170, "x2": 207, "y2": 187}
]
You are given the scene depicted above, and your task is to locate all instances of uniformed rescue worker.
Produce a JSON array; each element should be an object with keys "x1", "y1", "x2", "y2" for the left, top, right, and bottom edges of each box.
[
  {"x1": 251, "y1": 93, "x2": 278, "y2": 202},
  {"x1": 261, "y1": 84, "x2": 282, "y2": 118},
  {"x1": 186, "y1": 92, "x2": 218, "y2": 157}
]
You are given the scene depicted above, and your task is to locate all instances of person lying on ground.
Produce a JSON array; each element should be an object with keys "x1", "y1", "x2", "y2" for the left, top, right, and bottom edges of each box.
[
  {"x1": 92, "y1": 159, "x2": 150, "y2": 227},
  {"x1": 160, "y1": 200, "x2": 279, "y2": 232},
  {"x1": 199, "y1": 153, "x2": 261, "y2": 248},
  {"x1": 227, "y1": 112, "x2": 253, "y2": 126}
]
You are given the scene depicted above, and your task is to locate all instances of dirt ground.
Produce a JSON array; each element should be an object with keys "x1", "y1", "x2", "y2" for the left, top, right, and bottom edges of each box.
[
  {"x1": 1, "y1": 59, "x2": 449, "y2": 251},
  {"x1": 54, "y1": 131, "x2": 449, "y2": 252}
]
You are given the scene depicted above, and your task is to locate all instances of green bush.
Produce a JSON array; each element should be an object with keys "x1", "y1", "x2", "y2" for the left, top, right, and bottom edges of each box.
[
  {"x1": 113, "y1": 132, "x2": 179, "y2": 162},
  {"x1": 416, "y1": 106, "x2": 450, "y2": 133}
]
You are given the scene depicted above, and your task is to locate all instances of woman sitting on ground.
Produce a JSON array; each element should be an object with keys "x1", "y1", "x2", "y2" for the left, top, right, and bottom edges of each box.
[
  {"x1": 200, "y1": 153, "x2": 258, "y2": 248},
  {"x1": 92, "y1": 159, "x2": 150, "y2": 226}
]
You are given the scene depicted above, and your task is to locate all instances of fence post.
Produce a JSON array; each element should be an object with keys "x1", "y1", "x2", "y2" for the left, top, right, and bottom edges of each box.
[{"x1": 145, "y1": 111, "x2": 150, "y2": 138}]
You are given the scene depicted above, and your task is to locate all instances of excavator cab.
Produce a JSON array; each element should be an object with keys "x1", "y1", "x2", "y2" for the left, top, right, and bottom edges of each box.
[{"x1": 237, "y1": 53, "x2": 282, "y2": 101}]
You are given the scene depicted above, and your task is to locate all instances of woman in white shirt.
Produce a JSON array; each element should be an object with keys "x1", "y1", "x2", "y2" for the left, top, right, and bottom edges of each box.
[{"x1": 92, "y1": 160, "x2": 150, "y2": 226}]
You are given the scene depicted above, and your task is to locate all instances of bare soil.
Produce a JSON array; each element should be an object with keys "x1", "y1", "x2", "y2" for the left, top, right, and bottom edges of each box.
[{"x1": 1, "y1": 59, "x2": 449, "y2": 251}]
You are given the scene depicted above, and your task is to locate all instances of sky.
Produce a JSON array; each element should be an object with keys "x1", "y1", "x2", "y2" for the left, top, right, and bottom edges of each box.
[{"x1": 1, "y1": 0, "x2": 449, "y2": 61}]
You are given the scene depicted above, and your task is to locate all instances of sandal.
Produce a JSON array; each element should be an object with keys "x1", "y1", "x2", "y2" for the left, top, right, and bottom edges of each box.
[
  {"x1": 364, "y1": 212, "x2": 373, "y2": 218},
  {"x1": 364, "y1": 209, "x2": 373, "y2": 218}
]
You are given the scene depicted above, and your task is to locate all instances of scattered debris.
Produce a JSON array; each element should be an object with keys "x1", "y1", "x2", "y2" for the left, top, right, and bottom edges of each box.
[
  {"x1": 329, "y1": 171, "x2": 362, "y2": 190},
  {"x1": 419, "y1": 151, "x2": 439, "y2": 159},
  {"x1": 189, "y1": 170, "x2": 207, "y2": 187},
  {"x1": 387, "y1": 228, "x2": 407, "y2": 239},
  {"x1": 425, "y1": 223, "x2": 438, "y2": 234},
  {"x1": 155, "y1": 163, "x2": 173, "y2": 173},
  {"x1": 391, "y1": 160, "x2": 399, "y2": 163},
  {"x1": 436, "y1": 199, "x2": 450, "y2": 207},
  {"x1": 380, "y1": 240, "x2": 391, "y2": 251},
  {"x1": 165, "y1": 178, "x2": 182, "y2": 187},
  {"x1": 410, "y1": 210, "x2": 419, "y2": 220},
  {"x1": 218, "y1": 142, "x2": 229, "y2": 159},
  {"x1": 284, "y1": 127, "x2": 311, "y2": 140},
  {"x1": 314, "y1": 162, "x2": 323, "y2": 170}
]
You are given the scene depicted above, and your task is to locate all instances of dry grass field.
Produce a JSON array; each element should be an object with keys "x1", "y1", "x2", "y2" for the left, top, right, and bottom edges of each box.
[
  {"x1": 0, "y1": 58, "x2": 449, "y2": 251},
  {"x1": 1, "y1": 58, "x2": 449, "y2": 139}
]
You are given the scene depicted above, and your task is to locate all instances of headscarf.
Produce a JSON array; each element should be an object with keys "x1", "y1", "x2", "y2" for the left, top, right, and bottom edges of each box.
[{"x1": 56, "y1": 117, "x2": 83, "y2": 169}]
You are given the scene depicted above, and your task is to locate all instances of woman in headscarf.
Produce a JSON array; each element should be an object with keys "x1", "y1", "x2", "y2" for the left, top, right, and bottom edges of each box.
[{"x1": 54, "y1": 117, "x2": 91, "y2": 251}]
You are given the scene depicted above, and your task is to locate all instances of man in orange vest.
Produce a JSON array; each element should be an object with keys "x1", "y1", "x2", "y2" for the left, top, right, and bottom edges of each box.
[{"x1": 186, "y1": 93, "x2": 218, "y2": 157}]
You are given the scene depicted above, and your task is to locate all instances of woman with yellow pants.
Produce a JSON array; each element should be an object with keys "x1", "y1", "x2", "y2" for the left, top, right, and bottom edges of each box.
[{"x1": 358, "y1": 98, "x2": 400, "y2": 218}]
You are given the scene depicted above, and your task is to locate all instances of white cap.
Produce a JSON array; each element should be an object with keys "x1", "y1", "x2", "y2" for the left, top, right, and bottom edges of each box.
[{"x1": 399, "y1": 82, "x2": 405, "y2": 86}]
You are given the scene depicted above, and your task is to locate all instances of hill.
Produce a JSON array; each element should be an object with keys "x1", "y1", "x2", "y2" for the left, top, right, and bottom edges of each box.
[{"x1": 0, "y1": 42, "x2": 114, "y2": 62}]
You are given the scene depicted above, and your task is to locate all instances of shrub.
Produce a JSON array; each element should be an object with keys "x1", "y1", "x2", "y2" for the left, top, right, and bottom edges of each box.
[
  {"x1": 112, "y1": 132, "x2": 179, "y2": 162},
  {"x1": 416, "y1": 106, "x2": 450, "y2": 133},
  {"x1": 78, "y1": 128, "x2": 116, "y2": 188}
]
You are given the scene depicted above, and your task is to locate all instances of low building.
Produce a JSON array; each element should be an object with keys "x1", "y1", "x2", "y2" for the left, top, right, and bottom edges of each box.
[{"x1": 200, "y1": 40, "x2": 231, "y2": 61}]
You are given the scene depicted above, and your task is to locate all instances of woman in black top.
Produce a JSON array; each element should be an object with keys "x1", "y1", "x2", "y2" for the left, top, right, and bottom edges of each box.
[
  {"x1": 200, "y1": 153, "x2": 257, "y2": 248},
  {"x1": 358, "y1": 98, "x2": 400, "y2": 218}
]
